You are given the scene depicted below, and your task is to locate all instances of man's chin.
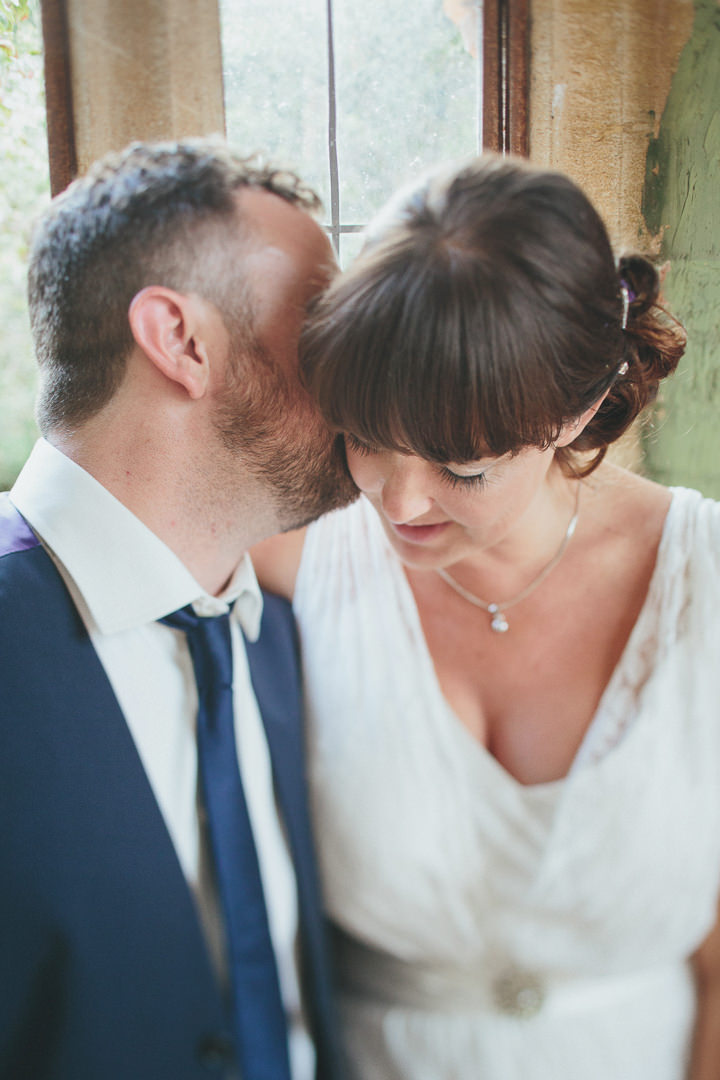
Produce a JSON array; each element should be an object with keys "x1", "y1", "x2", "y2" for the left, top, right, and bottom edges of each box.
[{"x1": 277, "y1": 468, "x2": 359, "y2": 534}]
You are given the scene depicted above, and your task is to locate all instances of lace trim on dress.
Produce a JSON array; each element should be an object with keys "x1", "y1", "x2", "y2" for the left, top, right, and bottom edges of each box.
[{"x1": 573, "y1": 488, "x2": 696, "y2": 770}]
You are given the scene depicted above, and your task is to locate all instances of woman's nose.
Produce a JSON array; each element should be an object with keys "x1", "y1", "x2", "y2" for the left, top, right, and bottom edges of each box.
[
  {"x1": 346, "y1": 447, "x2": 436, "y2": 523},
  {"x1": 378, "y1": 463, "x2": 435, "y2": 524}
]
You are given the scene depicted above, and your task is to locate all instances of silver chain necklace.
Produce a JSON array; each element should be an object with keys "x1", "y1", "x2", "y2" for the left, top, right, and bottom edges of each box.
[{"x1": 435, "y1": 485, "x2": 581, "y2": 634}]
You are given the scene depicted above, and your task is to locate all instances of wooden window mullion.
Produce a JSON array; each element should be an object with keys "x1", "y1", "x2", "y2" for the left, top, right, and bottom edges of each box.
[
  {"x1": 483, "y1": 0, "x2": 529, "y2": 157},
  {"x1": 40, "y1": 0, "x2": 76, "y2": 195}
]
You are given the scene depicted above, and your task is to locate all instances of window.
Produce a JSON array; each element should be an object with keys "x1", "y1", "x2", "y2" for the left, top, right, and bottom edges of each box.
[
  {"x1": 220, "y1": 0, "x2": 527, "y2": 263},
  {"x1": 0, "y1": 0, "x2": 49, "y2": 487},
  {"x1": 0, "y1": 0, "x2": 527, "y2": 485}
]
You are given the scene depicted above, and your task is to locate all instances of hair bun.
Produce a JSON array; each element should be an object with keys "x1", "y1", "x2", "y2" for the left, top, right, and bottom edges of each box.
[
  {"x1": 576, "y1": 251, "x2": 686, "y2": 461},
  {"x1": 617, "y1": 253, "x2": 660, "y2": 312}
]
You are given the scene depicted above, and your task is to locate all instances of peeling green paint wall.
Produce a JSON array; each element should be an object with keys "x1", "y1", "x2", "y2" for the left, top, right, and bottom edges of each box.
[{"x1": 642, "y1": 0, "x2": 720, "y2": 496}]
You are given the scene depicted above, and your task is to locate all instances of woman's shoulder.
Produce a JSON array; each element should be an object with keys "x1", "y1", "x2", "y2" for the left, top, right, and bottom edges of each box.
[
  {"x1": 249, "y1": 527, "x2": 307, "y2": 600},
  {"x1": 297, "y1": 495, "x2": 386, "y2": 581},
  {"x1": 667, "y1": 482, "x2": 720, "y2": 535},
  {"x1": 582, "y1": 464, "x2": 672, "y2": 550},
  {"x1": 250, "y1": 495, "x2": 378, "y2": 599},
  {"x1": 587, "y1": 463, "x2": 719, "y2": 538},
  {"x1": 586, "y1": 467, "x2": 720, "y2": 653},
  {"x1": 583, "y1": 464, "x2": 720, "y2": 588},
  {"x1": 664, "y1": 482, "x2": 720, "y2": 577}
]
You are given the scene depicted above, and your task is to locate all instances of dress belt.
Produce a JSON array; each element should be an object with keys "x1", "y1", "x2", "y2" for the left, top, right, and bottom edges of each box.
[{"x1": 331, "y1": 926, "x2": 693, "y2": 1020}]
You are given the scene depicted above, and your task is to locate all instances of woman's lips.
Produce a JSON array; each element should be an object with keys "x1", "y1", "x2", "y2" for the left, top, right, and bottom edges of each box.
[{"x1": 390, "y1": 521, "x2": 451, "y2": 544}]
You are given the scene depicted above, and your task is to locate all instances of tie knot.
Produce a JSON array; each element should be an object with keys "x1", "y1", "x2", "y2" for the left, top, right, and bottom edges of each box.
[
  {"x1": 160, "y1": 604, "x2": 235, "y2": 696},
  {"x1": 160, "y1": 602, "x2": 234, "y2": 633}
]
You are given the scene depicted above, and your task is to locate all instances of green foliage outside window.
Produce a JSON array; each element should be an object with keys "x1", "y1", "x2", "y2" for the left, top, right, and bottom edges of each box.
[{"x1": 0, "y1": 0, "x2": 48, "y2": 489}]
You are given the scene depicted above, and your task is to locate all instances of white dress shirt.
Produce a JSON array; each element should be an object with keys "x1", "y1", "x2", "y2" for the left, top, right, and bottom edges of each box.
[{"x1": 10, "y1": 438, "x2": 314, "y2": 1080}]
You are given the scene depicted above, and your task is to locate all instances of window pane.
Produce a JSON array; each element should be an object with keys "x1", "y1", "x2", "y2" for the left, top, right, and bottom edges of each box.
[
  {"x1": 333, "y1": 0, "x2": 477, "y2": 224},
  {"x1": 220, "y1": 0, "x2": 478, "y2": 259},
  {"x1": 220, "y1": 0, "x2": 330, "y2": 209},
  {"x1": 339, "y1": 231, "x2": 366, "y2": 267},
  {"x1": 0, "y1": 0, "x2": 49, "y2": 488}
]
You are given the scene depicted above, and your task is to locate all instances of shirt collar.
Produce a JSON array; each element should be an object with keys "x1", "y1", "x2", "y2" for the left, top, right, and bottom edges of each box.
[{"x1": 10, "y1": 439, "x2": 263, "y2": 641}]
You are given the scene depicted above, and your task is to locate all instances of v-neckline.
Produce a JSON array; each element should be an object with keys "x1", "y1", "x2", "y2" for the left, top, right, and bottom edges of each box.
[{"x1": 385, "y1": 489, "x2": 682, "y2": 796}]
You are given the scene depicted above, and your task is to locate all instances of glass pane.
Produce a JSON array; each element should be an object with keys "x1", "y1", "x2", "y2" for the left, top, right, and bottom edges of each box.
[
  {"x1": 333, "y1": 0, "x2": 477, "y2": 224},
  {"x1": 220, "y1": 0, "x2": 478, "y2": 254},
  {"x1": 338, "y1": 230, "x2": 366, "y2": 267},
  {"x1": 220, "y1": 0, "x2": 330, "y2": 209},
  {"x1": 0, "y1": 0, "x2": 49, "y2": 488}
]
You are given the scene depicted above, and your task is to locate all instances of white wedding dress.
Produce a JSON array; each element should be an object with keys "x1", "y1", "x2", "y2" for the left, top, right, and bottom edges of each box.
[{"x1": 292, "y1": 489, "x2": 720, "y2": 1080}]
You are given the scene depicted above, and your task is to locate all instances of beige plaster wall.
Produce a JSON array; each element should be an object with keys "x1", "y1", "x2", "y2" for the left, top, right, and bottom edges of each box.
[
  {"x1": 528, "y1": 0, "x2": 695, "y2": 469},
  {"x1": 66, "y1": 0, "x2": 226, "y2": 174},
  {"x1": 529, "y1": 0, "x2": 695, "y2": 253}
]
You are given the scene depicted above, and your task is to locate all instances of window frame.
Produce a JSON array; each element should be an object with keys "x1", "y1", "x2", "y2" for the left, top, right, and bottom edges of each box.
[
  {"x1": 39, "y1": 0, "x2": 529, "y2": 194},
  {"x1": 483, "y1": 0, "x2": 529, "y2": 157},
  {"x1": 40, "y1": 0, "x2": 76, "y2": 196}
]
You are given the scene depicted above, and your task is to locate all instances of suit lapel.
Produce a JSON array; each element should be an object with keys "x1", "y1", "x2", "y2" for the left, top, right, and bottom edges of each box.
[{"x1": 0, "y1": 527, "x2": 224, "y2": 1015}]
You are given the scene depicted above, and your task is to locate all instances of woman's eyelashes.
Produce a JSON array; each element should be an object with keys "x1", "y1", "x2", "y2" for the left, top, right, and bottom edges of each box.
[
  {"x1": 345, "y1": 435, "x2": 488, "y2": 491},
  {"x1": 440, "y1": 467, "x2": 488, "y2": 491},
  {"x1": 345, "y1": 434, "x2": 377, "y2": 457}
]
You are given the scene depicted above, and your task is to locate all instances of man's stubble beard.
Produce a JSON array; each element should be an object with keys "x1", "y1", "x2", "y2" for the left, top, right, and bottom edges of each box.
[{"x1": 212, "y1": 342, "x2": 358, "y2": 533}]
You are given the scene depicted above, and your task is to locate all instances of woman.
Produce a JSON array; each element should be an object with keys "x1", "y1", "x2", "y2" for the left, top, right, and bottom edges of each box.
[{"x1": 252, "y1": 156, "x2": 720, "y2": 1079}]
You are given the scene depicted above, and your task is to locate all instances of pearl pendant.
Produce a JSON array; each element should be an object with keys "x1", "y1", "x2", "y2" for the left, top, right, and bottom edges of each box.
[{"x1": 488, "y1": 604, "x2": 509, "y2": 633}]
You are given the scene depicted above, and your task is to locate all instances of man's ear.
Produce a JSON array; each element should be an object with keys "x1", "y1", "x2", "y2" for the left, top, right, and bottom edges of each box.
[
  {"x1": 128, "y1": 286, "x2": 215, "y2": 400},
  {"x1": 555, "y1": 388, "x2": 611, "y2": 448}
]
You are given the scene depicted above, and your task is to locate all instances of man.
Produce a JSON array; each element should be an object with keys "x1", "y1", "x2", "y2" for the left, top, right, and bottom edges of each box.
[{"x1": 0, "y1": 139, "x2": 356, "y2": 1080}]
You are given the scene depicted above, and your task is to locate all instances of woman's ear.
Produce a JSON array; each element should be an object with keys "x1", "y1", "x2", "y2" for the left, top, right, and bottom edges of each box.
[
  {"x1": 555, "y1": 389, "x2": 611, "y2": 448},
  {"x1": 128, "y1": 286, "x2": 215, "y2": 400}
]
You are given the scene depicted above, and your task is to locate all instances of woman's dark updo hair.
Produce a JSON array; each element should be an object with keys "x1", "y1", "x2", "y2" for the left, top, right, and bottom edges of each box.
[
  {"x1": 301, "y1": 154, "x2": 686, "y2": 475},
  {"x1": 575, "y1": 250, "x2": 685, "y2": 469}
]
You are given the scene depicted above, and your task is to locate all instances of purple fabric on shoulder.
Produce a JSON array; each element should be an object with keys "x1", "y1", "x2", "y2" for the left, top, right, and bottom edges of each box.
[{"x1": 0, "y1": 493, "x2": 40, "y2": 557}]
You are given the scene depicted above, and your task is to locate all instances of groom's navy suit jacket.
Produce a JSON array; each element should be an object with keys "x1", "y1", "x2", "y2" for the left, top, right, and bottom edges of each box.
[{"x1": 0, "y1": 495, "x2": 343, "y2": 1080}]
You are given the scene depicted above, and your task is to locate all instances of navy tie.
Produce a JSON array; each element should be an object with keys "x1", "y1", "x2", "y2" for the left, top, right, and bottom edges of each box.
[{"x1": 161, "y1": 604, "x2": 292, "y2": 1080}]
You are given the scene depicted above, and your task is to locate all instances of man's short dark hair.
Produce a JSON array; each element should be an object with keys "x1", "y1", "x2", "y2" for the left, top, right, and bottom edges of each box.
[{"x1": 28, "y1": 138, "x2": 322, "y2": 432}]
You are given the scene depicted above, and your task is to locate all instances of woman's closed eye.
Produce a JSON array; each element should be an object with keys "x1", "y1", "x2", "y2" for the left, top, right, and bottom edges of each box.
[
  {"x1": 440, "y1": 467, "x2": 487, "y2": 491},
  {"x1": 344, "y1": 433, "x2": 379, "y2": 457},
  {"x1": 345, "y1": 434, "x2": 489, "y2": 491}
]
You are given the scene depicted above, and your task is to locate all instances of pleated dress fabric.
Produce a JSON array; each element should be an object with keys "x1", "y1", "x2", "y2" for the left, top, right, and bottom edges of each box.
[{"x1": 293, "y1": 489, "x2": 720, "y2": 1080}]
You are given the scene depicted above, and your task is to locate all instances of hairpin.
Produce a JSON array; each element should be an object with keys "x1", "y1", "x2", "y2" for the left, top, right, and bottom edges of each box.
[{"x1": 620, "y1": 280, "x2": 636, "y2": 331}]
